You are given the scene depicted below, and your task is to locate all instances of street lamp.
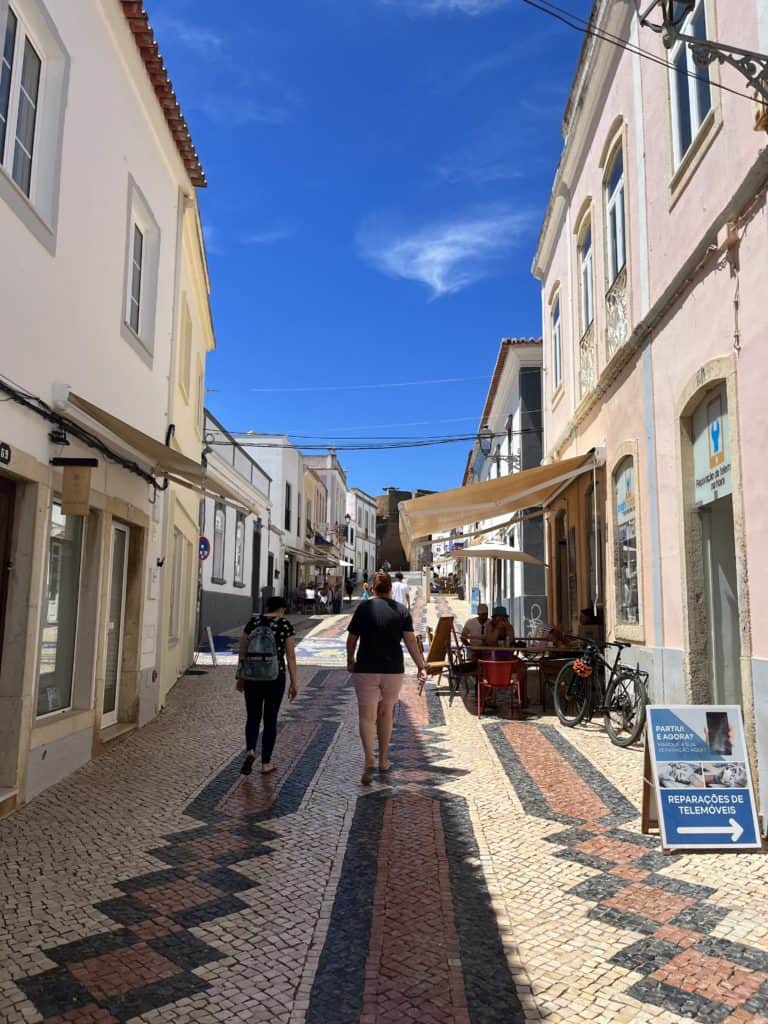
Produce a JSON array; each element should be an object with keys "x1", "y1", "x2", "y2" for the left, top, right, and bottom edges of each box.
[{"x1": 478, "y1": 426, "x2": 494, "y2": 456}]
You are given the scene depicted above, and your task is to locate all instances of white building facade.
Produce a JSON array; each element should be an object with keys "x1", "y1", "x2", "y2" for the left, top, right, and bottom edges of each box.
[
  {"x1": 347, "y1": 488, "x2": 377, "y2": 580},
  {"x1": 0, "y1": 0, "x2": 209, "y2": 811}
]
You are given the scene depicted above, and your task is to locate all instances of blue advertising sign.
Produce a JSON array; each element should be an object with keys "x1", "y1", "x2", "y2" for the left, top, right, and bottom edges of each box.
[{"x1": 646, "y1": 705, "x2": 761, "y2": 850}]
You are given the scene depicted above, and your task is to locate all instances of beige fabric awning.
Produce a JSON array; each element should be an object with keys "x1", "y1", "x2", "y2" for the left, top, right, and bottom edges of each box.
[
  {"x1": 166, "y1": 467, "x2": 263, "y2": 517},
  {"x1": 69, "y1": 392, "x2": 205, "y2": 483},
  {"x1": 437, "y1": 543, "x2": 546, "y2": 567},
  {"x1": 399, "y1": 453, "x2": 595, "y2": 545}
]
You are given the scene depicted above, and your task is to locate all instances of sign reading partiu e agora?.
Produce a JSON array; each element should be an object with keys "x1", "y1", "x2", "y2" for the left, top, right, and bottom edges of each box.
[{"x1": 646, "y1": 705, "x2": 761, "y2": 850}]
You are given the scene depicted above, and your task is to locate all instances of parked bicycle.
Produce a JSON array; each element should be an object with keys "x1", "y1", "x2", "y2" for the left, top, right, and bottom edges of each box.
[{"x1": 552, "y1": 638, "x2": 648, "y2": 747}]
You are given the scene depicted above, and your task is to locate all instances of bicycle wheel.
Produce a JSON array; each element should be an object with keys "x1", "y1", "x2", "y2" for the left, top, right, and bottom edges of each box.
[
  {"x1": 553, "y1": 661, "x2": 591, "y2": 727},
  {"x1": 603, "y1": 669, "x2": 647, "y2": 747}
]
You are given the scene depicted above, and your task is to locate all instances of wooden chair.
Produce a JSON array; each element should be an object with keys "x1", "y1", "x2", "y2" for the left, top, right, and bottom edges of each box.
[{"x1": 417, "y1": 616, "x2": 453, "y2": 694}]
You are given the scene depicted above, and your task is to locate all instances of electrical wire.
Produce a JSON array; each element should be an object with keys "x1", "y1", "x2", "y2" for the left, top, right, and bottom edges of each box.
[
  {"x1": 520, "y1": 0, "x2": 754, "y2": 103},
  {"x1": 209, "y1": 375, "x2": 490, "y2": 395},
  {"x1": 207, "y1": 426, "x2": 541, "y2": 452}
]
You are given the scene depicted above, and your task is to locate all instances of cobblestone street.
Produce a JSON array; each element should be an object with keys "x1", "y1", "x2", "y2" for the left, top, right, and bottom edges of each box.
[{"x1": 2, "y1": 597, "x2": 768, "y2": 1024}]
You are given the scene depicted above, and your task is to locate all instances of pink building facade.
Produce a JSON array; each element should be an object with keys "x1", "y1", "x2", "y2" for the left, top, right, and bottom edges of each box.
[{"x1": 532, "y1": 0, "x2": 768, "y2": 812}]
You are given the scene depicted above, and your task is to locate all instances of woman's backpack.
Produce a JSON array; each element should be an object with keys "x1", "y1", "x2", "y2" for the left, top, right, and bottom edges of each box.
[{"x1": 240, "y1": 617, "x2": 279, "y2": 682}]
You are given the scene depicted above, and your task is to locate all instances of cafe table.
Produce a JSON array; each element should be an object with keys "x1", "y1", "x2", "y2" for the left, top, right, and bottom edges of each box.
[{"x1": 463, "y1": 640, "x2": 580, "y2": 711}]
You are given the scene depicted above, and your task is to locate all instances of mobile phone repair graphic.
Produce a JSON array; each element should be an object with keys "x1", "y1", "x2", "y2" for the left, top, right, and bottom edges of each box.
[{"x1": 646, "y1": 705, "x2": 762, "y2": 850}]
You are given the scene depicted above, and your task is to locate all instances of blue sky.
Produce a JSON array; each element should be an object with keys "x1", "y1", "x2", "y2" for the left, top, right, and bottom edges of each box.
[{"x1": 152, "y1": 0, "x2": 590, "y2": 496}]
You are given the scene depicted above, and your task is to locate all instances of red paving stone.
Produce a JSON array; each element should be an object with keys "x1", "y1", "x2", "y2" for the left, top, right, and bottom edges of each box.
[
  {"x1": 43, "y1": 1007, "x2": 119, "y2": 1024},
  {"x1": 653, "y1": 924, "x2": 703, "y2": 949},
  {"x1": 361, "y1": 794, "x2": 467, "y2": 1024},
  {"x1": 576, "y1": 834, "x2": 651, "y2": 866},
  {"x1": 652, "y1": 950, "x2": 768, "y2": 1009},
  {"x1": 138, "y1": 877, "x2": 224, "y2": 916},
  {"x1": 218, "y1": 721, "x2": 319, "y2": 816},
  {"x1": 604, "y1": 882, "x2": 695, "y2": 924},
  {"x1": 69, "y1": 944, "x2": 180, "y2": 1001},
  {"x1": 501, "y1": 722, "x2": 611, "y2": 823}
]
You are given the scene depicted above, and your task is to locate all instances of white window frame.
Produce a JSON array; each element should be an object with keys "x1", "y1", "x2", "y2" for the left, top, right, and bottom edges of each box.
[
  {"x1": 669, "y1": 0, "x2": 712, "y2": 169},
  {"x1": 212, "y1": 502, "x2": 226, "y2": 583},
  {"x1": 551, "y1": 293, "x2": 563, "y2": 391},
  {"x1": 613, "y1": 456, "x2": 641, "y2": 627},
  {"x1": 121, "y1": 176, "x2": 161, "y2": 361},
  {"x1": 578, "y1": 219, "x2": 595, "y2": 336},
  {"x1": 0, "y1": 0, "x2": 69, "y2": 250},
  {"x1": 169, "y1": 528, "x2": 183, "y2": 641},
  {"x1": 604, "y1": 146, "x2": 626, "y2": 285},
  {"x1": 178, "y1": 296, "x2": 192, "y2": 401},
  {"x1": 1, "y1": 8, "x2": 42, "y2": 198}
]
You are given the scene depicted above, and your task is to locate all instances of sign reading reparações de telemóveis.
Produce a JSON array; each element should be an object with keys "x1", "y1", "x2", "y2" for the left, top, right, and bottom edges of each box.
[{"x1": 646, "y1": 705, "x2": 761, "y2": 850}]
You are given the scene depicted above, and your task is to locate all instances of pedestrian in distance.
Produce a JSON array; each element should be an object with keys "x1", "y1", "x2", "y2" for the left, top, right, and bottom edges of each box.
[
  {"x1": 361, "y1": 581, "x2": 371, "y2": 600},
  {"x1": 391, "y1": 571, "x2": 410, "y2": 610},
  {"x1": 332, "y1": 580, "x2": 343, "y2": 614},
  {"x1": 344, "y1": 576, "x2": 355, "y2": 603},
  {"x1": 236, "y1": 596, "x2": 298, "y2": 776},
  {"x1": 346, "y1": 571, "x2": 428, "y2": 785}
]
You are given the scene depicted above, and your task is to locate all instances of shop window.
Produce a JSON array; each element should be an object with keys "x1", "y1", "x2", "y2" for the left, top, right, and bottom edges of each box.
[
  {"x1": 613, "y1": 457, "x2": 639, "y2": 624},
  {"x1": 212, "y1": 502, "x2": 226, "y2": 582},
  {"x1": 604, "y1": 146, "x2": 626, "y2": 284},
  {"x1": 37, "y1": 502, "x2": 83, "y2": 716},
  {"x1": 233, "y1": 512, "x2": 245, "y2": 586},
  {"x1": 669, "y1": 0, "x2": 712, "y2": 168},
  {"x1": 551, "y1": 293, "x2": 562, "y2": 391},
  {"x1": 169, "y1": 527, "x2": 183, "y2": 641},
  {"x1": 577, "y1": 217, "x2": 594, "y2": 335}
]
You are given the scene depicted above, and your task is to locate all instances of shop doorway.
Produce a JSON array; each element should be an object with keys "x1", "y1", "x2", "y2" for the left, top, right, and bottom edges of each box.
[
  {"x1": 102, "y1": 523, "x2": 129, "y2": 728},
  {"x1": 0, "y1": 477, "x2": 15, "y2": 671},
  {"x1": 700, "y1": 494, "x2": 741, "y2": 704}
]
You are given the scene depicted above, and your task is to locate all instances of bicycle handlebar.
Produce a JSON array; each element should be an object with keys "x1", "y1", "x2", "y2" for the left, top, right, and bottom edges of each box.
[{"x1": 561, "y1": 634, "x2": 632, "y2": 650}]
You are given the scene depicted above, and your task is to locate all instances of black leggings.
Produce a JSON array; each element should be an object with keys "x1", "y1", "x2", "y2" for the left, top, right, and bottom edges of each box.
[{"x1": 243, "y1": 672, "x2": 286, "y2": 762}]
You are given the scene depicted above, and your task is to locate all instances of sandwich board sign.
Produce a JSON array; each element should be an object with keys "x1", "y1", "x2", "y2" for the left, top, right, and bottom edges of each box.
[{"x1": 644, "y1": 705, "x2": 761, "y2": 850}]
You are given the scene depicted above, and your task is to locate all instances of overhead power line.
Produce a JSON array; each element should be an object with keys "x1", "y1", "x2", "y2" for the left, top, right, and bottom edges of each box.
[
  {"x1": 208, "y1": 375, "x2": 490, "y2": 395},
  {"x1": 520, "y1": 0, "x2": 754, "y2": 103}
]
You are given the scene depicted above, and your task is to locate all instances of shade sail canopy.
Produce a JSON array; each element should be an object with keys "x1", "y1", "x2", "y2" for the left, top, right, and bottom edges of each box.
[
  {"x1": 437, "y1": 543, "x2": 546, "y2": 567},
  {"x1": 399, "y1": 453, "x2": 595, "y2": 545},
  {"x1": 69, "y1": 392, "x2": 205, "y2": 483}
]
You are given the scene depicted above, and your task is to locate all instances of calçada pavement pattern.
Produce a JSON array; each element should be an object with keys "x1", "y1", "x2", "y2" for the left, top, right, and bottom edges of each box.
[{"x1": 1, "y1": 596, "x2": 768, "y2": 1023}]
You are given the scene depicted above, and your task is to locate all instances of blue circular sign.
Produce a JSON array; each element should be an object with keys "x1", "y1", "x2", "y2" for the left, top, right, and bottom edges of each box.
[{"x1": 199, "y1": 536, "x2": 211, "y2": 561}]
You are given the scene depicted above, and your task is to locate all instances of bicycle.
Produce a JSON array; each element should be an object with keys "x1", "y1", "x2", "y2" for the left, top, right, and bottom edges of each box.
[{"x1": 552, "y1": 638, "x2": 649, "y2": 747}]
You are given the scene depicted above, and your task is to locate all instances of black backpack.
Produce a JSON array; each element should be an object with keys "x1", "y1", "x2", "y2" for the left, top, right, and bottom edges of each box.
[{"x1": 240, "y1": 617, "x2": 279, "y2": 682}]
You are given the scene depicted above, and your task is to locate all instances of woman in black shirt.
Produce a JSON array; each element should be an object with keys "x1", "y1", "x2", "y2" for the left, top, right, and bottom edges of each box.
[{"x1": 346, "y1": 571, "x2": 427, "y2": 784}]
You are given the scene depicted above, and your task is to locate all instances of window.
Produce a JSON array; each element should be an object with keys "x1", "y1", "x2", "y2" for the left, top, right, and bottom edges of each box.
[
  {"x1": 1, "y1": 7, "x2": 41, "y2": 198},
  {"x1": 179, "y1": 298, "x2": 192, "y2": 399},
  {"x1": 605, "y1": 147, "x2": 626, "y2": 284},
  {"x1": 296, "y1": 492, "x2": 302, "y2": 539},
  {"x1": 578, "y1": 219, "x2": 594, "y2": 335},
  {"x1": 551, "y1": 295, "x2": 562, "y2": 391},
  {"x1": 614, "y1": 458, "x2": 639, "y2": 625},
  {"x1": 212, "y1": 502, "x2": 226, "y2": 581},
  {"x1": 37, "y1": 503, "x2": 83, "y2": 716},
  {"x1": 233, "y1": 512, "x2": 245, "y2": 586},
  {"x1": 669, "y1": 0, "x2": 712, "y2": 168},
  {"x1": 169, "y1": 528, "x2": 183, "y2": 641},
  {"x1": 284, "y1": 482, "x2": 292, "y2": 531},
  {"x1": 195, "y1": 359, "x2": 204, "y2": 436},
  {"x1": 122, "y1": 177, "x2": 160, "y2": 357}
]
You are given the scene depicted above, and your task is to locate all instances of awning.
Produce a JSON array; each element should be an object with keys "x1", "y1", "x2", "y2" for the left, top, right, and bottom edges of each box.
[
  {"x1": 437, "y1": 543, "x2": 546, "y2": 567},
  {"x1": 399, "y1": 452, "x2": 596, "y2": 545},
  {"x1": 69, "y1": 392, "x2": 205, "y2": 483}
]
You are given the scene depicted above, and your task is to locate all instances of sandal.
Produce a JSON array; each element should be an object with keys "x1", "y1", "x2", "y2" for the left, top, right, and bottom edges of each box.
[
  {"x1": 260, "y1": 763, "x2": 276, "y2": 775},
  {"x1": 361, "y1": 765, "x2": 375, "y2": 786}
]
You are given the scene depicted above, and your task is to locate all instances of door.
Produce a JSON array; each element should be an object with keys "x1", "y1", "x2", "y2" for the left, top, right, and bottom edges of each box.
[
  {"x1": 701, "y1": 495, "x2": 742, "y2": 704},
  {"x1": 251, "y1": 523, "x2": 262, "y2": 612},
  {"x1": 102, "y1": 523, "x2": 129, "y2": 728},
  {"x1": 0, "y1": 477, "x2": 15, "y2": 670}
]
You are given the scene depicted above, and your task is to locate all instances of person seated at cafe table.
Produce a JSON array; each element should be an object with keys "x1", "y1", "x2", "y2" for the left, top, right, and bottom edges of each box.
[
  {"x1": 461, "y1": 604, "x2": 489, "y2": 644},
  {"x1": 485, "y1": 606, "x2": 517, "y2": 647}
]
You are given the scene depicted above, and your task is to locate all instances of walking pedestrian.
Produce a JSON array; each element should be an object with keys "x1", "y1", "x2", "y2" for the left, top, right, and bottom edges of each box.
[
  {"x1": 346, "y1": 571, "x2": 428, "y2": 785},
  {"x1": 361, "y1": 581, "x2": 371, "y2": 600},
  {"x1": 391, "y1": 571, "x2": 410, "y2": 610},
  {"x1": 236, "y1": 596, "x2": 298, "y2": 776},
  {"x1": 344, "y1": 576, "x2": 355, "y2": 603},
  {"x1": 332, "y1": 580, "x2": 343, "y2": 614}
]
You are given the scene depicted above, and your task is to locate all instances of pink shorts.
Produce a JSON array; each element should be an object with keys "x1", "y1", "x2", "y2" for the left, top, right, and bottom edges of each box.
[{"x1": 352, "y1": 673, "x2": 404, "y2": 707}]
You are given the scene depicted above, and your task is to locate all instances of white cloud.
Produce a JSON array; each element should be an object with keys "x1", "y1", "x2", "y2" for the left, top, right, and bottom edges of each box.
[
  {"x1": 153, "y1": 17, "x2": 224, "y2": 58},
  {"x1": 243, "y1": 226, "x2": 297, "y2": 245},
  {"x1": 358, "y1": 207, "x2": 533, "y2": 297},
  {"x1": 201, "y1": 97, "x2": 292, "y2": 126},
  {"x1": 381, "y1": 0, "x2": 509, "y2": 13}
]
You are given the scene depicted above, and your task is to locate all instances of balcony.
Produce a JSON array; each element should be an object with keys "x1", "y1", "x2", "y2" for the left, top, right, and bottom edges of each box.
[
  {"x1": 605, "y1": 266, "x2": 628, "y2": 360},
  {"x1": 579, "y1": 321, "x2": 596, "y2": 400}
]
